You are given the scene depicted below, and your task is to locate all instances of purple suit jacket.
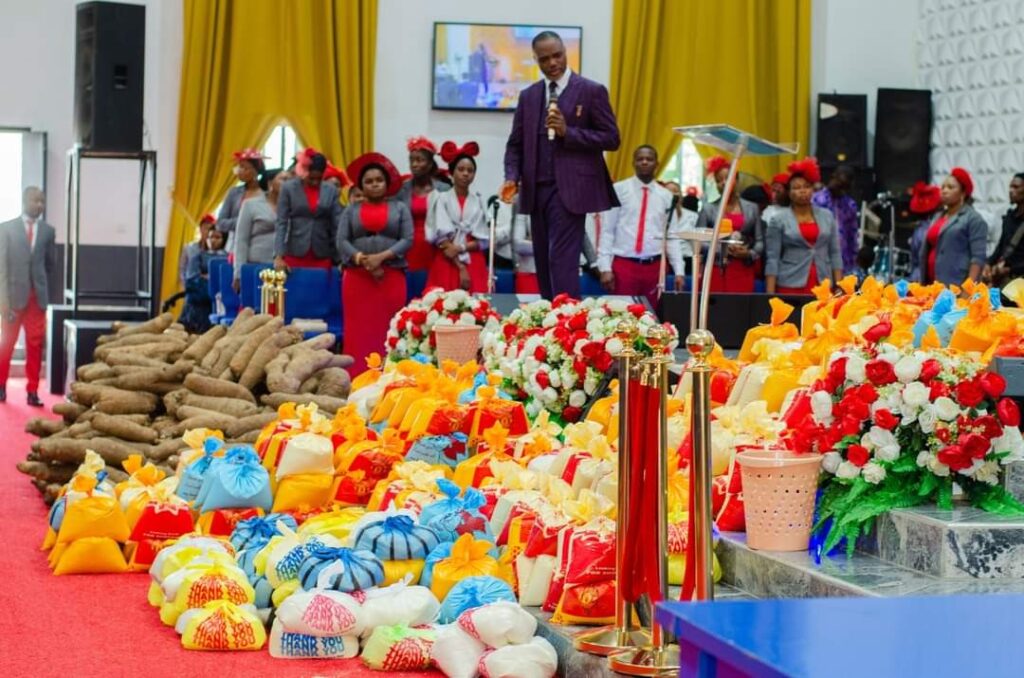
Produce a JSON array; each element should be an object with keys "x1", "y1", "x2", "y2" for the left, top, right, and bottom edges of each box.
[{"x1": 503, "y1": 72, "x2": 621, "y2": 215}]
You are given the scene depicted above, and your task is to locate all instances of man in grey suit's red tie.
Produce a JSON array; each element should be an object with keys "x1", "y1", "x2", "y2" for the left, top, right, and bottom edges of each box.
[{"x1": 502, "y1": 30, "x2": 621, "y2": 299}]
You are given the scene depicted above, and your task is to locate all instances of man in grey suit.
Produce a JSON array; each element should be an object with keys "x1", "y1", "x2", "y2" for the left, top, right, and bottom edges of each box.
[{"x1": 0, "y1": 187, "x2": 56, "y2": 406}]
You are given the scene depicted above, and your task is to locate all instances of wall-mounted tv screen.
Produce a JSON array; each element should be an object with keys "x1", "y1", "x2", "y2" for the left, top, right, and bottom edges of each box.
[{"x1": 432, "y1": 22, "x2": 583, "y2": 112}]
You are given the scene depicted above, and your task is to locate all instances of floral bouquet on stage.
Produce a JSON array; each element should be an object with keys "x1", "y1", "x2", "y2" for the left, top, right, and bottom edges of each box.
[
  {"x1": 386, "y1": 288, "x2": 501, "y2": 363},
  {"x1": 481, "y1": 294, "x2": 679, "y2": 421},
  {"x1": 790, "y1": 334, "x2": 1024, "y2": 555}
]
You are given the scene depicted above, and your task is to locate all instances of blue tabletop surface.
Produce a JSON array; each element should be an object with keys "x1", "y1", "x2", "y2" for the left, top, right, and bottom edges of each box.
[{"x1": 657, "y1": 595, "x2": 1024, "y2": 678}]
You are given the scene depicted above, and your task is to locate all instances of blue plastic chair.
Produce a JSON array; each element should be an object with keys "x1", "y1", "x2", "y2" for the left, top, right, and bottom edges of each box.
[
  {"x1": 579, "y1": 272, "x2": 604, "y2": 296},
  {"x1": 283, "y1": 268, "x2": 330, "y2": 323},
  {"x1": 206, "y1": 258, "x2": 228, "y2": 324},
  {"x1": 326, "y1": 267, "x2": 343, "y2": 340},
  {"x1": 406, "y1": 269, "x2": 428, "y2": 302},
  {"x1": 240, "y1": 263, "x2": 273, "y2": 309},
  {"x1": 217, "y1": 262, "x2": 241, "y2": 324},
  {"x1": 495, "y1": 269, "x2": 515, "y2": 294}
]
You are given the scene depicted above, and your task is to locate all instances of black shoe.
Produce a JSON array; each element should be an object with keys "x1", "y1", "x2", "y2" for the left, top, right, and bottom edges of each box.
[
  {"x1": 26, "y1": 392, "x2": 43, "y2": 407},
  {"x1": 0, "y1": 387, "x2": 5, "y2": 403}
]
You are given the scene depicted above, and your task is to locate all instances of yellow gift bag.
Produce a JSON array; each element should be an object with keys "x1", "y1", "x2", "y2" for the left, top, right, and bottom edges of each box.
[
  {"x1": 180, "y1": 600, "x2": 267, "y2": 651},
  {"x1": 429, "y1": 533, "x2": 512, "y2": 602},
  {"x1": 739, "y1": 298, "x2": 799, "y2": 362},
  {"x1": 53, "y1": 537, "x2": 129, "y2": 575}
]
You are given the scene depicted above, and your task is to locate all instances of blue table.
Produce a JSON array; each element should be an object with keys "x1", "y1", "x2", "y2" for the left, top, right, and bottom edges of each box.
[{"x1": 657, "y1": 595, "x2": 1024, "y2": 677}]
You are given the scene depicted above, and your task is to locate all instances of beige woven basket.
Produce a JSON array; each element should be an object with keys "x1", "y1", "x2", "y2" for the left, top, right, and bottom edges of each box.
[
  {"x1": 433, "y1": 324, "x2": 481, "y2": 365},
  {"x1": 736, "y1": 449, "x2": 822, "y2": 551}
]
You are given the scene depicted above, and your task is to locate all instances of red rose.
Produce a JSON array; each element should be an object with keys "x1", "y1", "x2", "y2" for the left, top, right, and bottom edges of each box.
[
  {"x1": 919, "y1": 359, "x2": 942, "y2": 383},
  {"x1": 594, "y1": 351, "x2": 614, "y2": 373},
  {"x1": 627, "y1": 304, "x2": 646, "y2": 318},
  {"x1": 874, "y1": 409, "x2": 899, "y2": 431},
  {"x1": 562, "y1": 406, "x2": 583, "y2": 422},
  {"x1": 865, "y1": 359, "x2": 897, "y2": 386},
  {"x1": 568, "y1": 313, "x2": 588, "y2": 331},
  {"x1": 998, "y1": 398, "x2": 1020, "y2": 427},
  {"x1": 534, "y1": 345, "x2": 547, "y2": 362},
  {"x1": 863, "y1": 318, "x2": 893, "y2": 344},
  {"x1": 552, "y1": 293, "x2": 573, "y2": 307},
  {"x1": 979, "y1": 372, "x2": 1007, "y2": 399},
  {"x1": 955, "y1": 379, "x2": 985, "y2": 409},
  {"x1": 503, "y1": 323, "x2": 517, "y2": 340},
  {"x1": 929, "y1": 381, "x2": 951, "y2": 400},
  {"x1": 850, "y1": 384, "x2": 879, "y2": 404},
  {"x1": 388, "y1": 336, "x2": 398, "y2": 349},
  {"x1": 973, "y1": 414, "x2": 1003, "y2": 440},
  {"x1": 837, "y1": 416, "x2": 863, "y2": 438},
  {"x1": 429, "y1": 332, "x2": 437, "y2": 347},
  {"x1": 828, "y1": 357, "x2": 848, "y2": 387},
  {"x1": 710, "y1": 371, "x2": 737, "y2": 403},
  {"x1": 846, "y1": 444, "x2": 870, "y2": 467},
  {"x1": 961, "y1": 433, "x2": 991, "y2": 460},
  {"x1": 573, "y1": 359, "x2": 588, "y2": 380},
  {"x1": 841, "y1": 396, "x2": 871, "y2": 423},
  {"x1": 536, "y1": 371, "x2": 550, "y2": 389},
  {"x1": 433, "y1": 299, "x2": 445, "y2": 312},
  {"x1": 411, "y1": 326, "x2": 423, "y2": 339},
  {"x1": 936, "y1": 426, "x2": 951, "y2": 444},
  {"x1": 937, "y1": 444, "x2": 971, "y2": 471}
]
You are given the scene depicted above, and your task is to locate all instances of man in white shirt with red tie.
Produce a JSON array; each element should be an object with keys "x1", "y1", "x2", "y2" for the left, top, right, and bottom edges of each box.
[
  {"x1": 597, "y1": 145, "x2": 687, "y2": 307},
  {"x1": 0, "y1": 187, "x2": 56, "y2": 406}
]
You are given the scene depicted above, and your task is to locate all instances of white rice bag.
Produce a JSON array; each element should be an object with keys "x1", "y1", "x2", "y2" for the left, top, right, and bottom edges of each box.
[
  {"x1": 431, "y1": 623, "x2": 486, "y2": 678},
  {"x1": 457, "y1": 601, "x2": 537, "y2": 649},
  {"x1": 275, "y1": 432, "x2": 334, "y2": 479},
  {"x1": 479, "y1": 636, "x2": 558, "y2": 678},
  {"x1": 360, "y1": 580, "x2": 440, "y2": 636},
  {"x1": 276, "y1": 589, "x2": 366, "y2": 637},
  {"x1": 516, "y1": 555, "x2": 556, "y2": 607},
  {"x1": 268, "y1": 618, "x2": 360, "y2": 659}
]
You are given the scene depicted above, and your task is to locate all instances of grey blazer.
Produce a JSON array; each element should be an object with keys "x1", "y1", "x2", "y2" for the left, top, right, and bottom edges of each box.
[
  {"x1": 696, "y1": 198, "x2": 765, "y2": 261},
  {"x1": 275, "y1": 178, "x2": 342, "y2": 260},
  {"x1": 765, "y1": 206, "x2": 842, "y2": 288},
  {"x1": 920, "y1": 204, "x2": 988, "y2": 285},
  {"x1": 0, "y1": 217, "x2": 56, "y2": 311},
  {"x1": 336, "y1": 200, "x2": 414, "y2": 269},
  {"x1": 216, "y1": 184, "x2": 263, "y2": 234},
  {"x1": 394, "y1": 177, "x2": 451, "y2": 206}
]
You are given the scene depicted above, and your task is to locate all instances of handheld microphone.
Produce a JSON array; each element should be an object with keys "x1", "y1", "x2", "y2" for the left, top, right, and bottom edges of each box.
[
  {"x1": 487, "y1": 194, "x2": 500, "y2": 211},
  {"x1": 547, "y1": 90, "x2": 559, "y2": 141}
]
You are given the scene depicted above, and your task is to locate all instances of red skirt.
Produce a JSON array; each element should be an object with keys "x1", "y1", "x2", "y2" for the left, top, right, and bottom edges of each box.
[
  {"x1": 407, "y1": 216, "x2": 434, "y2": 271},
  {"x1": 515, "y1": 272, "x2": 540, "y2": 294},
  {"x1": 708, "y1": 258, "x2": 757, "y2": 293},
  {"x1": 343, "y1": 267, "x2": 407, "y2": 377},
  {"x1": 284, "y1": 250, "x2": 333, "y2": 269},
  {"x1": 424, "y1": 249, "x2": 488, "y2": 293},
  {"x1": 777, "y1": 262, "x2": 819, "y2": 296}
]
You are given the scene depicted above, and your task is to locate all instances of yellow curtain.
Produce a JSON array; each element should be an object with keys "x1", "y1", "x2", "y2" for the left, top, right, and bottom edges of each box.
[
  {"x1": 161, "y1": 0, "x2": 377, "y2": 305},
  {"x1": 608, "y1": 0, "x2": 811, "y2": 182}
]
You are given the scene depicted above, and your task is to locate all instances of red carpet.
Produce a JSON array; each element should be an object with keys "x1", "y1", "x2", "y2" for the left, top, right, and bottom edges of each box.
[{"x1": 0, "y1": 379, "x2": 439, "y2": 677}]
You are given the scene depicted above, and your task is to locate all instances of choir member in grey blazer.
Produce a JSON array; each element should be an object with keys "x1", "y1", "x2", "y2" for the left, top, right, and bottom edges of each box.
[
  {"x1": 765, "y1": 206, "x2": 843, "y2": 292},
  {"x1": 274, "y1": 153, "x2": 341, "y2": 268}
]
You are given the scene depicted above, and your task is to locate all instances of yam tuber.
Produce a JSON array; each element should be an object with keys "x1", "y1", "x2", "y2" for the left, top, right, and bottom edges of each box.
[
  {"x1": 163, "y1": 389, "x2": 189, "y2": 418},
  {"x1": 238, "y1": 329, "x2": 301, "y2": 390},
  {"x1": 183, "y1": 373, "x2": 257, "y2": 404},
  {"x1": 25, "y1": 418, "x2": 67, "y2": 437},
  {"x1": 16, "y1": 460, "x2": 77, "y2": 485},
  {"x1": 52, "y1": 401, "x2": 88, "y2": 422},
  {"x1": 299, "y1": 373, "x2": 322, "y2": 394},
  {"x1": 170, "y1": 413, "x2": 235, "y2": 438},
  {"x1": 261, "y1": 392, "x2": 346, "y2": 413},
  {"x1": 229, "y1": 317, "x2": 283, "y2": 378},
  {"x1": 315, "y1": 367, "x2": 352, "y2": 399},
  {"x1": 91, "y1": 413, "x2": 158, "y2": 444},
  {"x1": 147, "y1": 437, "x2": 185, "y2": 462},
  {"x1": 227, "y1": 411, "x2": 278, "y2": 438},
  {"x1": 182, "y1": 324, "x2": 227, "y2": 361},
  {"x1": 283, "y1": 333, "x2": 336, "y2": 357},
  {"x1": 233, "y1": 430, "x2": 261, "y2": 444},
  {"x1": 77, "y1": 362, "x2": 116, "y2": 381},
  {"x1": 112, "y1": 312, "x2": 174, "y2": 337},
  {"x1": 183, "y1": 393, "x2": 260, "y2": 418}
]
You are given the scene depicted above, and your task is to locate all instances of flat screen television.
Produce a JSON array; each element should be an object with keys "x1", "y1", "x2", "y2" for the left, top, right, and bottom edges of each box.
[{"x1": 432, "y1": 22, "x2": 582, "y2": 112}]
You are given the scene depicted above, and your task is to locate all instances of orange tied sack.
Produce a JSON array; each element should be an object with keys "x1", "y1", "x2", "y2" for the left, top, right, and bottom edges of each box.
[
  {"x1": 429, "y1": 533, "x2": 513, "y2": 602},
  {"x1": 739, "y1": 298, "x2": 798, "y2": 362},
  {"x1": 950, "y1": 289, "x2": 1017, "y2": 354}
]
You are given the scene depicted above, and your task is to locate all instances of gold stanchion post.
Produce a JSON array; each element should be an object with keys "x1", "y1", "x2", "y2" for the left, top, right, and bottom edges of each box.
[
  {"x1": 273, "y1": 270, "x2": 288, "y2": 319},
  {"x1": 686, "y1": 328, "x2": 716, "y2": 600},
  {"x1": 259, "y1": 269, "x2": 273, "y2": 315},
  {"x1": 574, "y1": 318, "x2": 651, "y2": 655},
  {"x1": 608, "y1": 326, "x2": 680, "y2": 676}
]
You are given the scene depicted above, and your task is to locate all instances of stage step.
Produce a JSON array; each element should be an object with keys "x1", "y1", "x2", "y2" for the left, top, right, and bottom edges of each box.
[
  {"x1": 528, "y1": 584, "x2": 752, "y2": 677},
  {"x1": 862, "y1": 505, "x2": 1024, "y2": 579}
]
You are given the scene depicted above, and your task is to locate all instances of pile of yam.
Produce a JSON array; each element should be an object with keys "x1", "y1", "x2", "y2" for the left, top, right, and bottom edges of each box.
[{"x1": 17, "y1": 309, "x2": 354, "y2": 504}]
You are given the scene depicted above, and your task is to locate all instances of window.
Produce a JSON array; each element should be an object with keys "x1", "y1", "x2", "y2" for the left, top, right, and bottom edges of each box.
[
  {"x1": 261, "y1": 123, "x2": 302, "y2": 172},
  {"x1": 658, "y1": 138, "x2": 704, "y2": 196}
]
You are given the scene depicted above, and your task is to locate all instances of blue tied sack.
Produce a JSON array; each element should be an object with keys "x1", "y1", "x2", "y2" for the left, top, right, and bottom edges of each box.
[
  {"x1": 425, "y1": 487, "x2": 494, "y2": 543},
  {"x1": 912, "y1": 289, "x2": 956, "y2": 346},
  {"x1": 176, "y1": 437, "x2": 224, "y2": 502},
  {"x1": 195, "y1": 445, "x2": 272, "y2": 513},
  {"x1": 990, "y1": 287, "x2": 1002, "y2": 309},
  {"x1": 458, "y1": 372, "x2": 512, "y2": 405},
  {"x1": 404, "y1": 433, "x2": 470, "y2": 470},
  {"x1": 297, "y1": 544, "x2": 385, "y2": 592},
  {"x1": 230, "y1": 513, "x2": 298, "y2": 553},
  {"x1": 47, "y1": 496, "x2": 67, "y2": 532},
  {"x1": 438, "y1": 576, "x2": 517, "y2": 623},
  {"x1": 418, "y1": 479, "x2": 465, "y2": 526},
  {"x1": 352, "y1": 514, "x2": 442, "y2": 561},
  {"x1": 936, "y1": 307, "x2": 968, "y2": 346},
  {"x1": 895, "y1": 279, "x2": 909, "y2": 298}
]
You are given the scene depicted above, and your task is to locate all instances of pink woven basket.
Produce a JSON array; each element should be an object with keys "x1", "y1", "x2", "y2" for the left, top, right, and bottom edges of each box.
[
  {"x1": 736, "y1": 449, "x2": 822, "y2": 551},
  {"x1": 433, "y1": 324, "x2": 481, "y2": 365}
]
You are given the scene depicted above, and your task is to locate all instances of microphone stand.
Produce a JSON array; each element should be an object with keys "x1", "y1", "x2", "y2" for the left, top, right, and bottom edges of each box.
[{"x1": 487, "y1": 199, "x2": 499, "y2": 294}]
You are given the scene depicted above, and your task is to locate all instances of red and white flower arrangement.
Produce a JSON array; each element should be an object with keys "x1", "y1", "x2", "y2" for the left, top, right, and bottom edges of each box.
[
  {"x1": 386, "y1": 288, "x2": 501, "y2": 362},
  {"x1": 789, "y1": 338, "x2": 1024, "y2": 554},
  {"x1": 481, "y1": 294, "x2": 679, "y2": 422}
]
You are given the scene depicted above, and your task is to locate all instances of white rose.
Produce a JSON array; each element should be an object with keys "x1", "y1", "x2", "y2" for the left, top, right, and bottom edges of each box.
[
  {"x1": 865, "y1": 427, "x2": 900, "y2": 462},
  {"x1": 960, "y1": 458, "x2": 985, "y2": 478},
  {"x1": 899, "y1": 401, "x2": 919, "y2": 425},
  {"x1": 845, "y1": 354, "x2": 867, "y2": 383},
  {"x1": 443, "y1": 297, "x2": 459, "y2": 311},
  {"x1": 569, "y1": 390, "x2": 587, "y2": 408},
  {"x1": 427, "y1": 310, "x2": 440, "y2": 324},
  {"x1": 918, "y1": 406, "x2": 937, "y2": 434},
  {"x1": 916, "y1": 451, "x2": 931, "y2": 468},
  {"x1": 549, "y1": 371, "x2": 562, "y2": 388},
  {"x1": 810, "y1": 391, "x2": 834, "y2": 424},
  {"x1": 584, "y1": 377, "x2": 598, "y2": 395},
  {"x1": 587, "y1": 319, "x2": 604, "y2": 335},
  {"x1": 933, "y1": 396, "x2": 960, "y2": 422},
  {"x1": 862, "y1": 462, "x2": 887, "y2": 485},
  {"x1": 927, "y1": 456, "x2": 951, "y2": 477},
  {"x1": 605, "y1": 338, "x2": 624, "y2": 355},
  {"x1": 836, "y1": 461, "x2": 861, "y2": 479},
  {"x1": 901, "y1": 381, "x2": 929, "y2": 408},
  {"x1": 607, "y1": 299, "x2": 628, "y2": 313},
  {"x1": 991, "y1": 426, "x2": 1024, "y2": 463},
  {"x1": 459, "y1": 312, "x2": 475, "y2": 325},
  {"x1": 974, "y1": 460, "x2": 1001, "y2": 485},
  {"x1": 541, "y1": 387, "x2": 559, "y2": 404},
  {"x1": 822, "y1": 451, "x2": 842, "y2": 474},
  {"x1": 894, "y1": 355, "x2": 923, "y2": 383}
]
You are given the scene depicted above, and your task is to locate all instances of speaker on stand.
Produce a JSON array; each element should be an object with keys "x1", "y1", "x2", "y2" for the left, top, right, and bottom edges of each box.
[
  {"x1": 816, "y1": 93, "x2": 868, "y2": 169},
  {"x1": 874, "y1": 88, "x2": 933, "y2": 195}
]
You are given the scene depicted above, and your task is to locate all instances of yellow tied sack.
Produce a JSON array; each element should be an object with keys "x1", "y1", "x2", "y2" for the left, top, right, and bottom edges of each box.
[
  {"x1": 160, "y1": 562, "x2": 255, "y2": 626},
  {"x1": 739, "y1": 298, "x2": 798, "y2": 362},
  {"x1": 950, "y1": 290, "x2": 1017, "y2": 354},
  {"x1": 296, "y1": 507, "x2": 366, "y2": 542},
  {"x1": 429, "y1": 533, "x2": 512, "y2": 602},
  {"x1": 56, "y1": 493, "x2": 130, "y2": 545},
  {"x1": 52, "y1": 537, "x2": 129, "y2": 575},
  {"x1": 271, "y1": 473, "x2": 335, "y2": 513},
  {"x1": 180, "y1": 600, "x2": 267, "y2": 651}
]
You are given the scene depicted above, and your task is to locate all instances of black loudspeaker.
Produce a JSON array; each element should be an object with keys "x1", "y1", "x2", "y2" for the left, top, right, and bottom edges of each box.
[
  {"x1": 74, "y1": 2, "x2": 146, "y2": 152},
  {"x1": 817, "y1": 94, "x2": 868, "y2": 168},
  {"x1": 874, "y1": 88, "x2": 932, "y2": 195}
]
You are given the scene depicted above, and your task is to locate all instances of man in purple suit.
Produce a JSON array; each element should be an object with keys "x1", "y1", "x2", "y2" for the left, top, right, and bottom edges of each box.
[{"x1": 502, "y1": 31, "x2": 621, "y2": 299}]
